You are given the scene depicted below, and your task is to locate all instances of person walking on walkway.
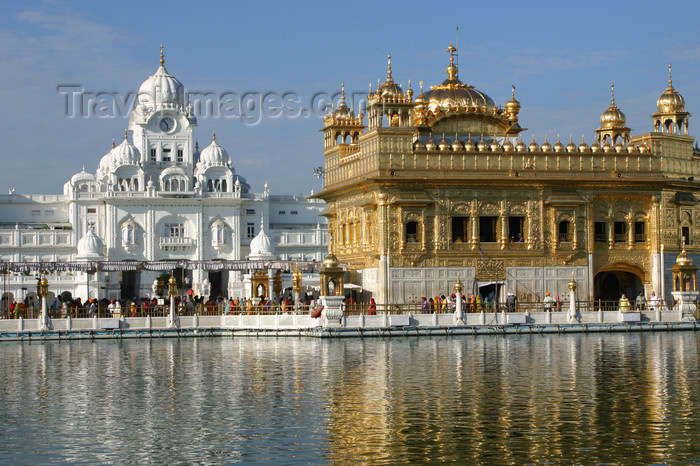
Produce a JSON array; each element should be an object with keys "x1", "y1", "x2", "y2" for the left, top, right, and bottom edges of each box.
[{"x1": 619, "y1": 293, "x2": 631, "y2": 312}]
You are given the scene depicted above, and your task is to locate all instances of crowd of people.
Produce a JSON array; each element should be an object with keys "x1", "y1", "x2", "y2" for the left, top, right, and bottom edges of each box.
[{"x1": 2, "y1": 292, "x2": 322, "y2": 319}]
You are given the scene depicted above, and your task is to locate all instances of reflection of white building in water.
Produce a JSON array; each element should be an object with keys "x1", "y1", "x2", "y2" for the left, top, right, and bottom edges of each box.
[{"x1": 0, "y1": 47, "x2": 327, "y2": 304}]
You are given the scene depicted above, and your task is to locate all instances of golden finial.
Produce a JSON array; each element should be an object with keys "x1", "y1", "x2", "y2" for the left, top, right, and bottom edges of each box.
[
  {"x1": 447, "y1": 43, "x2": 456, "y2": 65},
  {"x1": 668, "y1": 63, "x2": 673, "y2": 87},
  {"x1": 610, "y1": 82, "x2": 615, "y2": 105},
  {"x1": 340, "y1": 82, "x2": 346, "y2": 103},
  {"x1": 124, "y1": 129, "x2": 128, "y2": 140},
  {"x1": 511, "y1": 84, "x2": 515, "y2": 99},
  {"x1": 419, "y1": 80, "x2": 424, "y2": 95},
  {"x1": 160, "y1": 44, "x2": 164, "y2": 66},
  {"x1": 369, "y1": 82, "x2": 372, "y2": 93},
  {"x1": 212, "y1": 130, "x2": 216, "y2": 141},
  {"x1": 111, "y1": 138, "x2": 115, "y2": 149},
  {"x1": 386, "y1": 54, "x2": 393, "y2": 83}
]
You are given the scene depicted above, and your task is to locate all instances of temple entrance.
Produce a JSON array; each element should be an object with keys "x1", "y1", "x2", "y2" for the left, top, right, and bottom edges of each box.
[
  {"x1": 120, "y1": 271, "x2": 139, "y2": 300},
  {"x1": 594, "y1": 270, "x2": 643, "y2": 302},
  {"x1": 478, "y1": 282, "x2": 502, "y2": 307},
  {"x1": 208, "y1": 271, "x2": 222, "y2": 298}
]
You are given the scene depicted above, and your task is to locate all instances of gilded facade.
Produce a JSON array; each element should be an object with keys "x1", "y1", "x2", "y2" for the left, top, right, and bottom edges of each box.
[{"x1": 315, "y1": 47, "x2": 700, "y2": 305}]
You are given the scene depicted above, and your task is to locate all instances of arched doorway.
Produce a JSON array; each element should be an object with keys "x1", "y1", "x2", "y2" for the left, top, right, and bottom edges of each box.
[{"x1": 594, "y1": 263, "x2": 645, "y2": 303}]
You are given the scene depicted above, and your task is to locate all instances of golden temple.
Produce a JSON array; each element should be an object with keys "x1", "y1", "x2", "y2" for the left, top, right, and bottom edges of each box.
[{"x1": 315, "y1": 45, "x2": 700, "y2": 305}]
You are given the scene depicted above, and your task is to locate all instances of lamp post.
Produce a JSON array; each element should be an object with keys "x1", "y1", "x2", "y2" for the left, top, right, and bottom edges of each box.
[
  {"x1": 453, "y1": 277, "x2": 464, "y2": 325},
  {"x1": 167, "y1": 271, "x2": 179, "y2": 328},
  {"x1": 37, "y1": 273, "x2": 51, "y2": 331},
  {"x1": 292, "y1": 265, "x2": 303, "y2": 314}
]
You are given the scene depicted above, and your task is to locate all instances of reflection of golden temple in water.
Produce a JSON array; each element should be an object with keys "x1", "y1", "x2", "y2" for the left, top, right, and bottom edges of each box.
[
  {"x1": 321, "y1": 335, "x2": 699, "y2": 463},
  {"x1": 315, "y1": 44, "x2": 700, "y2": 305}
]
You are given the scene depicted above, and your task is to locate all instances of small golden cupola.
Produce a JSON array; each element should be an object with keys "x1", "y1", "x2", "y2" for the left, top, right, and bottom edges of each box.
[
  {"x1": 366, "y1": 54, "x2": 413, "y2": 129},
  {"x1": 652, "y1": 64, "x2": 690, "y2": 135},
  {"x1": 323, "y1": 82, "x2": 365, "y2": 150},
  {"x1": 596, "y1": 82, "x2": 631, "y2": 146}
]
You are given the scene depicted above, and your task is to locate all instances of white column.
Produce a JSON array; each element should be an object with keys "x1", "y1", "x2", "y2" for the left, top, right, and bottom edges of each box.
[{"x1": 39, "y1": 295, "x2": 51, "y2": 331}]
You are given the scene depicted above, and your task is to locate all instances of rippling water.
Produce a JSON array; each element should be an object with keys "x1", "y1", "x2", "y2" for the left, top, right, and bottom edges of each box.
[{"x1": 2, "y1": 332, "x2": 700, "y2": 464}]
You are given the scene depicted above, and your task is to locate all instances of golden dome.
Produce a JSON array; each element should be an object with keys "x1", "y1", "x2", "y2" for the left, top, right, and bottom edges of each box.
[
  {"x1": 377, "y1": 54, "x2": 404, "y2": 99},
  {"x1": 541, "y1": 136, "x2": 552, "y2": 153},
  {"x1": 614, "y1": 141, "x2": 625, "y2": 152},
  {"x1": 600, "y1": 83, "x2": 627, "y2": 128},
  {"x1": 464, "y1": 136, "x2": 475, "y2": 151},
  {"x1": 490, "y1": 137, "x2": 502, "y2": 152},
  {"x1": 425, "y1": 137, "x2": 436, "y2": 151},
  {"x1": 516, "y1": 136, "x2": 528, "y2": 152},
  {"x1": 553, "y1": 135, "x2": 565, "y2": 152},
  {"x1": 502, "y1": 138, "x2": 514, "y2": 152},
  {"x1": 590, "y1": 140, "x2": 601, "y2": 152},
  {"x1": 477, "y1": 135, "x2": 488, "y2": 152},
  {"x1": 331, "y1": 83, "x2": 354, "y2": 120},
  {"x1": 423, "y1": 44, "x2": 495, "y2": 114},
  {"x1": 578, "y1": 136, "x2": 590, "y2": 152},
  {"x1": 566, "y1": 136, "x2": 577, "y2": 152},
  {"x1": 528, "y1": 136, "x2": 540, "y2": 152},
  {"x1": 451, "y1": 135, "x2": 463, "y2": 151},
  {"x1": 505, "y1": 85, "x2": 521, "y2": 117},
  {"x1": 657, "y1": 64, "x2": 686, "y2": 113},
  {"x1": 438, "y1": 134, "x2": 449, "y2": 151},
  {"x1": 627, "y1": 143, "x2": 638, "y2": 153},
  {"x1": 323, "y1": 253, "x2": 340, "y2": 268}
]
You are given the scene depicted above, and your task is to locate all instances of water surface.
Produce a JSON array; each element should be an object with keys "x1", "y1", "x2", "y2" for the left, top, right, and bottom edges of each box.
[{"x1": 1, "y1": 332, "x2": 699, "y2": 464}]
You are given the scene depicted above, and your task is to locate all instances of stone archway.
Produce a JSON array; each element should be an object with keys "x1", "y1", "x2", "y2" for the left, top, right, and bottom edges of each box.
[{"x1": 594, "y1": 262, "x2": 646, "y2": 303}]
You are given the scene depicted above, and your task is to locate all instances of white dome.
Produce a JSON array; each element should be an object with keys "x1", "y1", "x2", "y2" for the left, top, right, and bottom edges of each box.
[
  {"x1": 199, "y1": 133, "x2": 230, "y2": 166},
  {"x1": 71, "y1": 167, "x2": 95, "y2": 185},
  {"x1": 112, "y1": 133, "x2": 141, "y2": 165},
  {"x1": 137, "y1": 49, "x2": 185, "y2": 111},
  {"x1": 97, "y1": 141, "x2": 115, "y2": 176},
  {"x1": 76, "y1": 229, "x2": 105, "y2": 260},
  {"x1": 248, "y1": 219, "x2": 276, "y2": 260}
]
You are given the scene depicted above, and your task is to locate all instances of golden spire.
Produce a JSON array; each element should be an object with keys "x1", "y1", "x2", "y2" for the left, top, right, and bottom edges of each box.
[
  {"x1": 341, "y1": 82, "x2": 346, "y2": 104},
  {"x1": 212, "y1": 130, "x2": 216, "y2": 141},
  {"x1": 124, "y1": 129, "x2": 128, "y2": 140},
  {"x1": 419, "y1": 80, "x2": 424, "y2": 95},
  {"x1": 111, "y1": 138, "x2": 115, "y2": 149},
  {"x1": 668, "y1": 63, "x2": 674, "y2": 89},
  {"x1": 160, "y1": 44, "x2": 164, "y2": 66},
  {"x1": 610, "y1": 82, "x2": 616, "y2": 106},
  {"x1": 386, "y1": 54, "x2": 393, "y2": 83},
  {"x1": 512, "y1": 84, "x2": 515, "y2": 99}
]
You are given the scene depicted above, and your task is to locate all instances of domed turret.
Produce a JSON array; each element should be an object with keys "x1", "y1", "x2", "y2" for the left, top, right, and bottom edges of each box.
[
  {"x1": 199, "y1": 131, "x2": 230, "y2": 166},
  {"x1": 76, "y1": 229, "x2": 105, "y2": 260},
  {"x1": 596, "y1": 83, "x2": 631, "y2": 146},
  {"x1": 657, "y1": 64, "x2": 685, "y2": 113},
  {"x1": 566, "y1": 136, "x2": 577, "y2": 153},
  {"x1": 71, "y1": 166, "x2": 95, "y2": 185},
  {"x1": 376, "y1": 54, "x2": 403, "y2": 99},
  {"x1": 528, "y1": 136, "x2": 540, "y2": 152},
  {"x1": 137, "y1": 45, "x2": 186, "y2": 111},
  {"x1": 578, "y1": 135, "x2": 590, "y2": 152},
  {"x1": 248, "y1": 216, "x2": 276, "y2": 261},
  {"x1": 541, "y1": 136, "x2": 552, "y2": 153},
  {"x1": 653, "y1": 64, "x2": 690, "y2": 135},
  {"x1": 515, "y1": 136, "x2": 527, "y2": 152},
  {"x1": 112, "y1": 130, "x2": 141, "y2": 166}
]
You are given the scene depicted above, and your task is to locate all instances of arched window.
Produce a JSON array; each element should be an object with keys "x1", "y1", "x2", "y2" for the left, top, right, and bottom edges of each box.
[
  {"x1": 406, "y1": 221, "x2": 418, "y2": 243},
  {"x1": 558, "y1": 221, "x2": 570, "y2": 243}
]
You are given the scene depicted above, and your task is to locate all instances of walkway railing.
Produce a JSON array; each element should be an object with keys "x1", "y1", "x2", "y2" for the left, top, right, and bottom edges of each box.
[{"x1": 0, "y1": 300, "x2": 695, "y2": 319}]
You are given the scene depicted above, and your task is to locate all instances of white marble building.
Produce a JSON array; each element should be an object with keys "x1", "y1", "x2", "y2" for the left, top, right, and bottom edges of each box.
[{"x1": 0, "y1": 49, "x2": 326, "y2": 304}]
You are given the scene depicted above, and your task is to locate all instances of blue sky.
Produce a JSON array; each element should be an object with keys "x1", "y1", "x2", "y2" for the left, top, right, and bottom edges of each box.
[{"x1": 2, "y1": 0, "x2": 700, "y2": 195}]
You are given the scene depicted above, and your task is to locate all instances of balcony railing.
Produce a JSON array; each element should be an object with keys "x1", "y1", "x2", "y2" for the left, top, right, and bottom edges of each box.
[{"x1": 159, "y1": 236, "x2": 195, "y2": 251}]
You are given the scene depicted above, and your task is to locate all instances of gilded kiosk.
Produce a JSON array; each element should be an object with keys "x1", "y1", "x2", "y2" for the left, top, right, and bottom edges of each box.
[{"x1": 314, "y1": 45, "x2": 700, "y2": 306}]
